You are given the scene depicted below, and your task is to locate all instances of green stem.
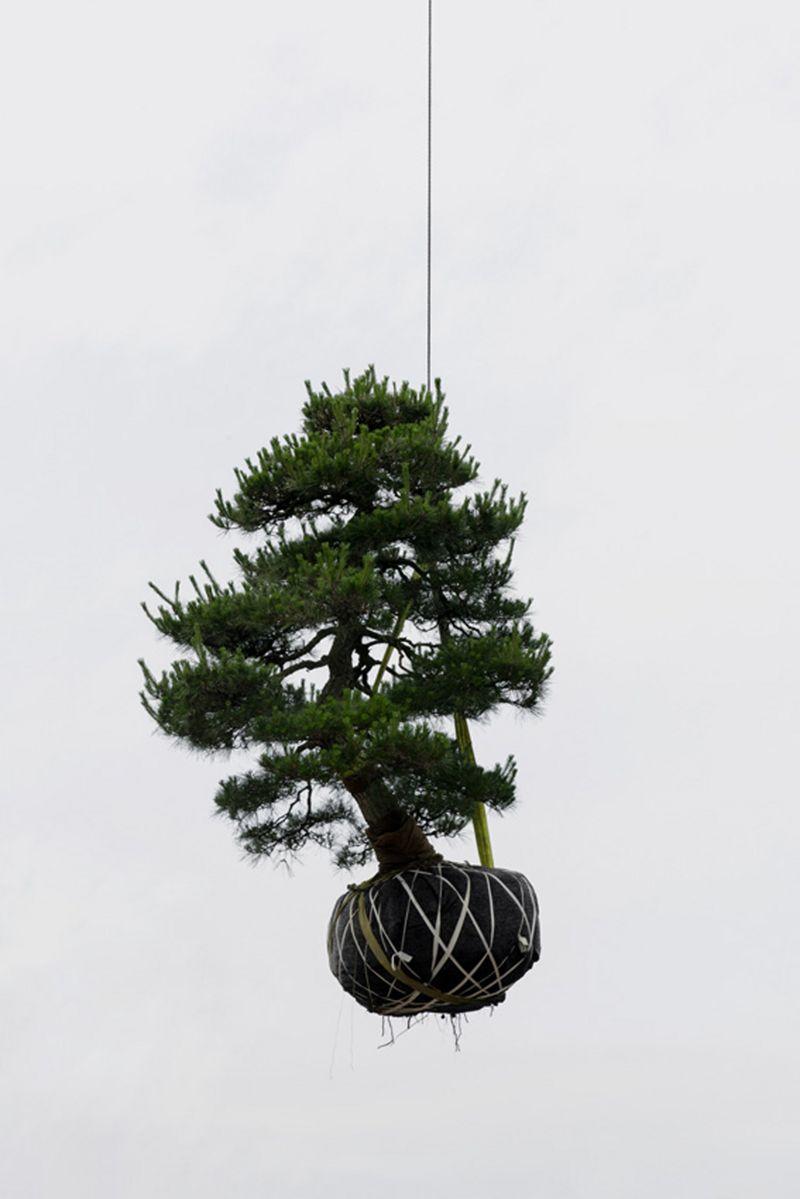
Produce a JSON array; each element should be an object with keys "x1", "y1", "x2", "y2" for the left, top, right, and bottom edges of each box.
[
  {"x1": 453, "y1": 711, "x2": 495, "y2": 868},
  {"x1": 372, "y1": 599, "x2": 413, "y2": 693},
  {"x1": 372, "y1": 588, "x2": 495, "y2": 869}
]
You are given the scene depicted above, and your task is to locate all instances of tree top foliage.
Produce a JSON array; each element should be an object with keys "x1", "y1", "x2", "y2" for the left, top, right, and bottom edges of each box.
[{"x1": 140, "y1": 368, "x2": 552, "y2": 868}]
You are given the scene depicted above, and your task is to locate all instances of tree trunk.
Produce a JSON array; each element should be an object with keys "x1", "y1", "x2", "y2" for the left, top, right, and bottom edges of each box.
[
  {"x1": 342, "y1": 775, "x2": 439, "y2": 873},
  {"x1": 324, "y1": 624, "x2": 438, "y2": 871}
]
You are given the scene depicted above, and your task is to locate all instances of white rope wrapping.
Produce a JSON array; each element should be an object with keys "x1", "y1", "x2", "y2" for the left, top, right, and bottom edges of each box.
[{"x1": 327, "y1": 861, "x2": 540, "y2": 1016}]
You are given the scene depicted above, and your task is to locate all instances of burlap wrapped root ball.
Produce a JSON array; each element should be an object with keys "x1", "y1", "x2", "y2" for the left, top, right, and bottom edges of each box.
[{"x1": 327, "y1": 860, "x2": 540, "y2": 1016}]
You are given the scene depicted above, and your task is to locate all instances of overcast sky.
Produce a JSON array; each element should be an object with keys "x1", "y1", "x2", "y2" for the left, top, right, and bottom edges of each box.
[{"x1": 2, "y1": 1, "x2": 799, "y2": 1195}]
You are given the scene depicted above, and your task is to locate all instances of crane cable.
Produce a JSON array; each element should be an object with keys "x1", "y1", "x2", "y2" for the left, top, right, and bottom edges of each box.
[{"x1": 426, "y1": 2, "x2": 494, "y2": 866}]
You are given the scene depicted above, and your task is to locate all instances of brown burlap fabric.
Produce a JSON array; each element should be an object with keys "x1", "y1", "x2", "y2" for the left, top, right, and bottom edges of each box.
[{"x1": 366, "y1": 812, "x2": 441, "y2": 872}]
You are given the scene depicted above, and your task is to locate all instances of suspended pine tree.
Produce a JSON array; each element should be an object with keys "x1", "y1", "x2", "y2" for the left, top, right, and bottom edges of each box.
[{"x1": 140, "y1": 368, "x2": 552, "y2": 1016}]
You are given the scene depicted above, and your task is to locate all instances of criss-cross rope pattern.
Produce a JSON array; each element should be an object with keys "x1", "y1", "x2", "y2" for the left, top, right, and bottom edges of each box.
[{"x1": 327, "y1": 861, "x2": 540, "y2": 1016}]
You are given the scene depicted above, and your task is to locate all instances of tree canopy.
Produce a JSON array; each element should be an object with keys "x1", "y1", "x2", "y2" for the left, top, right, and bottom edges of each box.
[{"x1": 139, "y1": 368, "x2": 552, "y2": 867}]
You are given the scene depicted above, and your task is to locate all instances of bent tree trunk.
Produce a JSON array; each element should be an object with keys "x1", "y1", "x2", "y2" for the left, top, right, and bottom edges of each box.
[
  {"x1": 324, "y1": 624, "x2": 438, "y2": 872},
  {"x1": 341, "y1": 776, "x2": 438, "y2": 873}
]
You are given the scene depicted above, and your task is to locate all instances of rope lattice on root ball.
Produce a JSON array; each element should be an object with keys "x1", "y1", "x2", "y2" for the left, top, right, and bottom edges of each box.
[{"x1": 328, "y1": 861, "x2": 540, "y2": 1016}]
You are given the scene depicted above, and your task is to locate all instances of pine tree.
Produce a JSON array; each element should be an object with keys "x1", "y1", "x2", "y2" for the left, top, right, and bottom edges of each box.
[{"x1": 139, "y1": 368, "x2": 552, "y2": 868}]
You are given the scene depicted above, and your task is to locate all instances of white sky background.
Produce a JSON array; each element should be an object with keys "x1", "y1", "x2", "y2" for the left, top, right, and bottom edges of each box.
[{"x1": 2, "y1": 0, "x2": 798, "y2": 1194}]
